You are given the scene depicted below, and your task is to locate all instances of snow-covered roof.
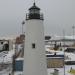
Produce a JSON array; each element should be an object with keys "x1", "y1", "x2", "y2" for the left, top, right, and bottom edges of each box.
[
  {"x1": 16, "y1": 58, "x2": 24, "y2": 61},
  {"x1": 65, "y1": 52, "x2": 75, "y2": 61},
  {"x1": 0, "y1": 34, "x2": 18, "y2": 40},
  {"x1": 50, "y1": 35, "x2": 75, "y2": 41},
  {"x1": 45, "y1": 46, "x2": 64, "y2": 55},
  {"x1": 0, "y1": 50, "x2": 15, "y2": 63}
]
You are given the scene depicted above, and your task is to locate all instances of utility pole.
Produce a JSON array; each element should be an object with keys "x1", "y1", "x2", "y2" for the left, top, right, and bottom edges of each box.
[{"x1": 63, "y1": 29, "x2": 65, "y2": 75}]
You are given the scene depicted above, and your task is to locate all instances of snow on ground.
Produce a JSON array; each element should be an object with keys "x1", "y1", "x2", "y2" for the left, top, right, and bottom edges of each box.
[
  {"x1": 0, "y1": 69, "x2": 12, "y2": 75},
  {"x1": 0, "y1": 48, "x2": 75, "y2": 75},
  {"x1": 0, "y1": 64, "x2": 12, "y2": 75},
  {"x1": 47, "y1": 68, "x2": 64, "y2": 75},
  {"x1": 13, "y1": 65, "x2": 75, "y2": 75},
  {"x1": 14, "y1": 71, "x2": 23, "y2": 75},
  {"x1": 47, "y1": 65, "x2": 75, "y2": 75}
]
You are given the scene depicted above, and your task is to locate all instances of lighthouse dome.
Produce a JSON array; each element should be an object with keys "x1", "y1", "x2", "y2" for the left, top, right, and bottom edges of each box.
[
  {"x1": 26, "y1": 2, "x2": 43, "y2": 20},
  {"x1": 29, "y1": 3, "x2": 40, "y2": 10}
]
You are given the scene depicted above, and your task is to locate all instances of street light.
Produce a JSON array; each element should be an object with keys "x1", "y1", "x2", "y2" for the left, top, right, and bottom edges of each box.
[{"x1": 22, "y1": 21, "x2": 25, "y2": 34}]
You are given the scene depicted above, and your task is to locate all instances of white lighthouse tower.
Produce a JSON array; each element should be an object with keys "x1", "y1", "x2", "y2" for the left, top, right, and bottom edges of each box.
[{"x1": 23, "y1": 2, "x2": 47, "y2": 75}]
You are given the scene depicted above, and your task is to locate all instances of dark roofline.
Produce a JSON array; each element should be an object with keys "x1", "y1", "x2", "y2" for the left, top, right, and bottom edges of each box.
[{"x1": 46, "y1": 55, "x2": 64, "y2": 58}]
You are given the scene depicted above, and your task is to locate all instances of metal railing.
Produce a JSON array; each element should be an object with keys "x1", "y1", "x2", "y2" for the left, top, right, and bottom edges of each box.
[{"x1": 26, "y1": 13, "x2": 44, "y2": 20}]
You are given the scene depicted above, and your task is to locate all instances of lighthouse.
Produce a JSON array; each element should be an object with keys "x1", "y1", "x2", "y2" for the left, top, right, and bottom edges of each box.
[{"x1": 23, "y1": 2, "x2": 47, "y2": 75}]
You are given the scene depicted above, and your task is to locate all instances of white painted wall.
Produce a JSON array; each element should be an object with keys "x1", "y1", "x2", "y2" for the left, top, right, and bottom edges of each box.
[{"x1": 24, "y1": 19, "x2": 47, "y2": 75}]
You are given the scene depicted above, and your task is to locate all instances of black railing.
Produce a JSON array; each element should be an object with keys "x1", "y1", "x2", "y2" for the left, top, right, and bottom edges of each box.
[{"x1": 26, "y1": 13, "x2": 44, "y2": 20}]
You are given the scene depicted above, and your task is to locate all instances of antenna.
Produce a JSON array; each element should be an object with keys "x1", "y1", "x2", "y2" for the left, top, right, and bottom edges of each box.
[
  {"x1": 34, "y1": 0, "x2": 35, "y2": 3},
  {"x1": 33, "y1": 0, "x2": 36, "y2": 6}
]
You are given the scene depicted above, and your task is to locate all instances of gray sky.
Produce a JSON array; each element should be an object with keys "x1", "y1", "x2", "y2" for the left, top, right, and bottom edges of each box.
[{"x1": 0, "y1": 0, "x2": 75, "y2": 36}]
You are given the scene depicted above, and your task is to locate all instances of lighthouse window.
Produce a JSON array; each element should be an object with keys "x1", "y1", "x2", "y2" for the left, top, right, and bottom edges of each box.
[
  {"x1": 32, "y1": 43, "x2": 35, "y2": 48},
  {"x1": 30, "y1": 9, "x2": 39, "y2": 14}
]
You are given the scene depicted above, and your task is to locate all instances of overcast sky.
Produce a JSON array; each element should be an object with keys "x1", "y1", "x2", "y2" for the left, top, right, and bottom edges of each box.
[{"x1": 0, "y1": 0, "x2": 75, "y2": 36}]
